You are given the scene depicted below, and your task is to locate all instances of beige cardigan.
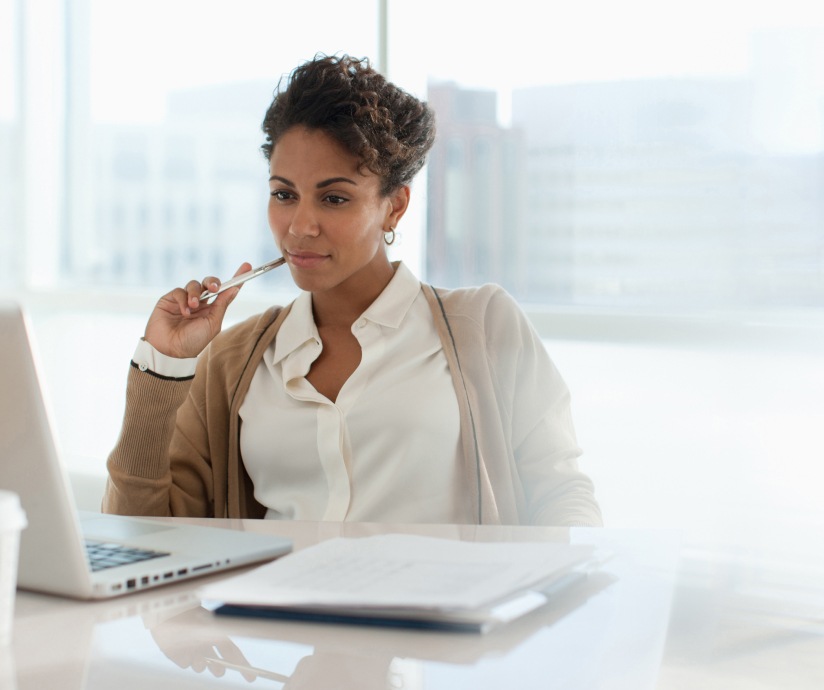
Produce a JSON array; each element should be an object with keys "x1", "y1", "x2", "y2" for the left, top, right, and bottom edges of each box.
[{"x1": 103, "y1": 283, "x2": 602, "y2": 526}]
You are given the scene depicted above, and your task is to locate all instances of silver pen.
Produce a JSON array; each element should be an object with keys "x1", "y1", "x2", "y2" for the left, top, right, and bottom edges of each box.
[{"x1": 199, "y1": 257, "x2": 286, "y2": 301}]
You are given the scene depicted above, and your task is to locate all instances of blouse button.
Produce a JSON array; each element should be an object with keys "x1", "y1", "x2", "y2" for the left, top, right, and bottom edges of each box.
[
  {"x1": 356, "y1": 318, "x2": 367, "y2": 329},
  {"x1": 138, "y1": 362, "x2": 148, "y2": 372}
]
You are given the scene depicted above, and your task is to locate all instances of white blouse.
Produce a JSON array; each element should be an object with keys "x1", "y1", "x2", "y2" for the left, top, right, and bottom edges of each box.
[{"x1": 237, "y1": 263, "x2": 469, "y2": 523}]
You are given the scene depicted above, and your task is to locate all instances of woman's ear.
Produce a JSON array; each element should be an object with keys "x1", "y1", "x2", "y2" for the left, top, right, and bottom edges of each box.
[{"x1": 385, "y1": 185, "x2": 411, "y2": 229}]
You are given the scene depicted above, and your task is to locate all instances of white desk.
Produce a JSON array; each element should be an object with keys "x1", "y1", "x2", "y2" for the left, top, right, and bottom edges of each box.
[{"x1": 5, "y1": 521, "x2": 824, "y2": 689}]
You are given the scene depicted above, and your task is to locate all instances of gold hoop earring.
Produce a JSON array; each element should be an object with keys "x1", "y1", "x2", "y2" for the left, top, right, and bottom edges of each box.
[{"x1": 384, "y1": 227, "x2": 396, "y2": 246}]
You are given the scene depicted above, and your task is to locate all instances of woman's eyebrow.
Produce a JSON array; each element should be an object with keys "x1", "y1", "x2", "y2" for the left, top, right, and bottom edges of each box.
[
  {"x1": 268, "y1": 175, "x2": 359, "y2": 188},
  {"x1": 316, "y1": 176, "x2": 358, "y2": 188},
  {"x1": 269, "y1": 175, "x2": 294, "y2": 185}
]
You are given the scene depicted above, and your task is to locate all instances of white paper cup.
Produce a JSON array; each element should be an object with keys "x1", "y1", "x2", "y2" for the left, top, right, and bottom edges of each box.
[{"x1": 0, "y1": 491, "x2": 27, "y2": 646}]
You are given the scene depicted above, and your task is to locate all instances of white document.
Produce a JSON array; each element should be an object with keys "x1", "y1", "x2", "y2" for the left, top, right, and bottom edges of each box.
[{"x1": 200, "y1": 534, "x2": 595, "y2": 612}]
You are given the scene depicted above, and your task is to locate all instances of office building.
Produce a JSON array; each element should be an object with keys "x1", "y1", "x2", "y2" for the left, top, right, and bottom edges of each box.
[
  {"x1": 425, "y1": 83, "x2": 528, "y2": 296},
  {"x1": 510, "y1": 31, "x2": 824, "y2": 309}
]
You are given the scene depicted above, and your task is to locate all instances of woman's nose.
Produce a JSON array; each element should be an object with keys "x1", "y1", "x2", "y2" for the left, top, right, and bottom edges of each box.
[{"x1": 288, "y1": 202, "x2": 320, "y2": 238}]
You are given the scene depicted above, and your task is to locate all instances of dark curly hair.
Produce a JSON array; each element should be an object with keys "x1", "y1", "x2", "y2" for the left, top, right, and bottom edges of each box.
[{"x1": 261, "y1": 54, "x2": 436, "y2": 196}]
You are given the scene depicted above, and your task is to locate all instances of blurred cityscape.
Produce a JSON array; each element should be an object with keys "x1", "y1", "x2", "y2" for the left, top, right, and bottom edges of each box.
[
  {"x1": 427, "y1": 31, "x2": 824, "y2": 308},
  {"x1": 2, "y1": 30, "x2": 823, "y2": 310}
]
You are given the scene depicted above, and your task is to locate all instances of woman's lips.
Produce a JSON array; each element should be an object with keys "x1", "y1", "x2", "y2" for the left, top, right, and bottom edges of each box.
[{"x1": 286, "y1": 250, "x2": 329, "y2": 269}]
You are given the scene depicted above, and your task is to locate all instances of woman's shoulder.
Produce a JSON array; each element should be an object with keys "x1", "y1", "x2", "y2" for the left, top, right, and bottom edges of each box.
[
  {"x1": 423, "y1": 282, "x2": 542, "y2": 360},
  {"x1": 424, "y1": 281, "x2": 523, "y2": 323}
]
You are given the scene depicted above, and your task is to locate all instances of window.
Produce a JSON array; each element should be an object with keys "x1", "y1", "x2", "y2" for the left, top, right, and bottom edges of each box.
[
  {"x1": 7, "y1": 1, "x2": 824, "y2": 553},
  {"x1": 392, "y1": 0, "x2": 824, "y2": 311}
]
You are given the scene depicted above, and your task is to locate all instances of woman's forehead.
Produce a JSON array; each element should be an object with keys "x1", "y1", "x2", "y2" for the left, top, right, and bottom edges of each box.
[{"x1": 269, "y1": 127, "x2": 376, "y2": 185}]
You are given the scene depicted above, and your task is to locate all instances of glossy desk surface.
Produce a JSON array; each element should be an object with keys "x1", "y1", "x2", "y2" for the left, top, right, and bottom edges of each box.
[{"x1": 4, "y1": 521, "x2": 823, "y2": 689}]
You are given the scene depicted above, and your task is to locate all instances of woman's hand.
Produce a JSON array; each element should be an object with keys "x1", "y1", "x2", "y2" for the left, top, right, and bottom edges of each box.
[{"x1": 143, "y1": 263, "x2": 252, "y2": 359}]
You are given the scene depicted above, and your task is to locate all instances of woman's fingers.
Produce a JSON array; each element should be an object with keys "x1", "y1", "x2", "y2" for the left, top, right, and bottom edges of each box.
[
  {"x1": 143, "y1": 263, "x2": 253, "y2": 358},
  {"x1": 204, "y1": 263, "x2": 252, "y2": 312}
]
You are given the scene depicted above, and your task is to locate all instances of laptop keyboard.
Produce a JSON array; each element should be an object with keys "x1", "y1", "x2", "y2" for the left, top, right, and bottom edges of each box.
[{"x1": 85, "y1": 540, "x2": 170, "y2": 572}]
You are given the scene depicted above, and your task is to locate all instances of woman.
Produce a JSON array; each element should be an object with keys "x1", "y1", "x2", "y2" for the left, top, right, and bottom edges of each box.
[{"x1": 103, "y1": 54, "x2": 602, "y2": 526}]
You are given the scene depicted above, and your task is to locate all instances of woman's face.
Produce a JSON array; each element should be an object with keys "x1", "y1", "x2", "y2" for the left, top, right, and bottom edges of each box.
[{"x1": 267, "y1": 126, "x2": 408, "y2": 298}]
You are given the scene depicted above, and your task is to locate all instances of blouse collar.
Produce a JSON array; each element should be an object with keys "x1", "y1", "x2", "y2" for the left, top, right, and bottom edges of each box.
[{"x1": 272, "y1": 261, "x2": 420, "y2": 366}]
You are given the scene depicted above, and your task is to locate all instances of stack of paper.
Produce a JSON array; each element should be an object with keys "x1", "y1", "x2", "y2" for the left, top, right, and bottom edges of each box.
[{"x1": 200, "y1": 534, "x2": 599, "y2": 633}]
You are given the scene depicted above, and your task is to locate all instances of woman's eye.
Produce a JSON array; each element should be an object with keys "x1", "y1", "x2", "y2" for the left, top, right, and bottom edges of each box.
[
  {"x1": 270, "y1": 190, "x2": 294, "y2": 201},
  {"x1": 324, "y1": 194, "x2": 348, "y2": 206}
]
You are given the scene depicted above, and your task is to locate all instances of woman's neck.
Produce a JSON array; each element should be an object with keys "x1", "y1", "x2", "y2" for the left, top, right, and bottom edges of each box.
[{"x1": 311, "y1": 261, "x2": 397, "y2": 328}]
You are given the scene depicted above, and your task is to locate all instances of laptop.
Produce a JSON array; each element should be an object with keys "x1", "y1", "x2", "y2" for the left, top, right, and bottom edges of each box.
[{"x1": 0, "y1": 302, "x2": 292, "y2": 599}]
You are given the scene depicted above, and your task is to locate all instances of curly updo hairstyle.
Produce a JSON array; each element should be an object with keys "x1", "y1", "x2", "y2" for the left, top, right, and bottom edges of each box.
[{"x1": 261, "y1": 54, "x2": 436, "y2": 196}]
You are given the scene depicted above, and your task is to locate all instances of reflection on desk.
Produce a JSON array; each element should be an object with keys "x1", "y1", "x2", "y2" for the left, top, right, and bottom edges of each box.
[{"x1": 8, "y1": 521, "x2": 824, "y2": 689}]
